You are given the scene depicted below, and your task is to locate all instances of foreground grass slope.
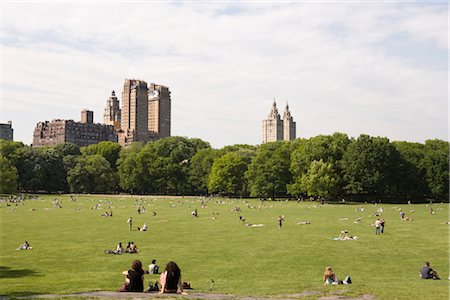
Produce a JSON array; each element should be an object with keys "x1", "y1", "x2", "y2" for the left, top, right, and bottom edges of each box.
[{"x1": 0, "y1": 195, "x2": 448, "y2": 299}]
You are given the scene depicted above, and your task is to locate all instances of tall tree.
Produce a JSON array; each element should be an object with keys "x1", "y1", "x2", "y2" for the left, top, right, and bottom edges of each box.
[
  {"x1": 188, "y1": 148, "x2": 220, "y2": 195},
  {"x1": 393, "y1": 141, "x2": 428, "y2": 199},
  {"x1": 423, "y1": 139, "x2": 449, "y2": 200},
  {"x1": 208, "y1": 149, "x2": 255, "y2": 197},
  {"x1": 289, "y1": 133, "x2": 350, "y2": 197},
  {"x1": 82, "y1": 141, "x2": 122, "y2": 170},
  {"x1": 246, "y1": 141, "x2": 291, "y2": 199},
  {"x1": 342, "y1": 134, "x2": 400, "y2": 197},
  {"x1": 0, "y1": 156, "x2": 18, "y2": 194},
  {"x1": 298, "y1": 159, "x2": 338, "y2": 197},
  {"x1": 67, "y1": 155, "x2": 117, "y2": 193}
]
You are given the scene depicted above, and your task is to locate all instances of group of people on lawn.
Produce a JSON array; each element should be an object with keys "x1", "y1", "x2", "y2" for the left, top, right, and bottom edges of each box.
[{"x1": 120, "y1": 259, "x2": 187, "y2": 294}]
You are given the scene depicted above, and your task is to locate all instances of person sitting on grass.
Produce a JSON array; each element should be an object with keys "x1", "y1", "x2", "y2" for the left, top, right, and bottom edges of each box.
[
  {"x1": 119, "y1": 260, "x2": 148, "y2": 292},
  {"x1": 149, "y1": 259, "x2": 159, "y2": 274},
  {"x1": 128, "y1": 241, "x2": 138, "y2": 253},
  {"x1": 420, "y1": 261, "x2": 440, "y2": 280},
  {"x1": 114, "y1": 242, "x2": 123, "y2": 255},
  {"x1": 159, "y1": 261, "x2": 187, "y2": 295},
  {"x1": 323, "y1": 266, "x2": 351, "y2": 285},
  {"x1": 16, "y1": 241, "x2": 32, "y2": 250}
]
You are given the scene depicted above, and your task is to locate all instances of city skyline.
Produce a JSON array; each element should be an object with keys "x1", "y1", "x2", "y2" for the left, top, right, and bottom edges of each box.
[{"x1": 2, "y1": 2, "x2": 448, "y2": 148}]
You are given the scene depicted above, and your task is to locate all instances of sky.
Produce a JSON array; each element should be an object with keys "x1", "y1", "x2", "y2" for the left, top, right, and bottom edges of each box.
[{"x1": 1, "y1": 0, "x2": 448, "y2": 148}]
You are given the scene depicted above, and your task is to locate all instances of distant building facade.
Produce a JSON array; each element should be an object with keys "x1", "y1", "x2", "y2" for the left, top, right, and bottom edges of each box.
[
  {"x1": 148, "y1": 83, "x2": 171, "y2": 138},
  {"x1": 103, "y1": 90, "x2": 121, "y2": 131},
  {"x1": 262, "y1": 101, "x2": 296, "y2": 143},
  {"x1": 116, "y1": 79, "x2": 172, "y2": 146},
  {"x1": 33, "y1": 110, "x2": 117, "y2": 147},
  {"x1": 0, "y1": 121, "x2": 13, "y2": 141}
]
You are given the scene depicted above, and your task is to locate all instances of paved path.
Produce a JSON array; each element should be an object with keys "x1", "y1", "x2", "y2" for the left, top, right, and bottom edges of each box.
[{"x1": 11, "y1": 290, "x2": 375, "y2": 300}]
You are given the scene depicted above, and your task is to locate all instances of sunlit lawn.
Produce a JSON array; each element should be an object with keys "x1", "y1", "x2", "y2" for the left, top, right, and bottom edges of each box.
[{"x1": 0, "y1": 195, "x2": 448, "y2": 299}]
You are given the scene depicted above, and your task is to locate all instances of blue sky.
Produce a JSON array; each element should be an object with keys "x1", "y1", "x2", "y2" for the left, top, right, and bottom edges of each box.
[{"x1": 1, "y1": 1, "x2": 448, "y2": 148}]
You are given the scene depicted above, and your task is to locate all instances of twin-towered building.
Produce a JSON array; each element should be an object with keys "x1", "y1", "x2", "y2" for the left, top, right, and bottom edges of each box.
[
  {"x1": 262, "y1": 101, "x2": 296, "y2": 143},
  {"x1": 33, "y1": 79, "x2": 171, "y2": 148}
]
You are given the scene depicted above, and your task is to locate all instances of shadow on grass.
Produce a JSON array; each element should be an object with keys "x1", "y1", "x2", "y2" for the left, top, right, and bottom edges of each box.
[{"x1": 0, "y1": 266, "x2": 41, "y2": 279}]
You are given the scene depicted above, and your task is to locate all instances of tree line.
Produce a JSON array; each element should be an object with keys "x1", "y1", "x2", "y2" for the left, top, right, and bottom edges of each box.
[{"x1": 0, "y1": 133, "x2": 448, "y2": 202}]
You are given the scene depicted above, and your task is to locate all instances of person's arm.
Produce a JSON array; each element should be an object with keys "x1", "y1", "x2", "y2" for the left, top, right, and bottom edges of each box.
[
  {"x1": 178, "y1": 277, "x2": 187, "y2": 295},
  {"x1": 122, "y1": 271, "x2": 129, "y2": 276},
  {"x1": 159, "y1": 271, "x2": 167, "y2": 293}
]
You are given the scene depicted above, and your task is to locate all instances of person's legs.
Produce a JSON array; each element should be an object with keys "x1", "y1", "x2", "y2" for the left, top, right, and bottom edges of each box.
[{"x1": 343, "y1": 275, "x2": 351, "y2": 284}]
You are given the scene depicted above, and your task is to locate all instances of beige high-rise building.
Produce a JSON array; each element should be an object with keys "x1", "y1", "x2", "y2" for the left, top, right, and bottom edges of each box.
[
  {"x1": 283, "y1": 103, "x2": 296, "y2": 141},
  {"x1": 103, "y1": 90, "x2": 121, "y2": 130},
  {"x1": 262, "y1": 101, "x2": 284, "y2": 143},
  {"x1": 81, "y1": 109, "x2": 94, "y2": 124},
  {"x1": 148, "y1": 83, "x2": 171, "y2": 138},
  {"x1": 120, "y1": 79, "x2": 149, "y2": 144},
  {"x1": 262, "y1": 100, "x2": 296, "y2": 143}
]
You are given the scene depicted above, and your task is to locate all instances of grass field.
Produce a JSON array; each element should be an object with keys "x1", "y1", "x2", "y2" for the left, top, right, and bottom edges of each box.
[{"x1": 0, "y1": 195, "x2": 448, "y2": 299}]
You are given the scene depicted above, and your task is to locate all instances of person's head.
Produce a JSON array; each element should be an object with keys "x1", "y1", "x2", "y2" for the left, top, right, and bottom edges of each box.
[
  {"x1": 131, "y1": 260, "x2": 142, "y2": 271},
  {"x1": 152, "y1": 259, "x2": 156, "y2": 264},
  {"x1": 165, "y1": 261, "x2": 181, "y2": 281},
  {"x1": 119, "y1": 242, "x2": 122, "y2": 246},
  {"x1": 424, "y1": 261, "x2": 430, "y2": 267},
  {"x1": 324, "y1": 266, "x2": 334, "y2": 276}
]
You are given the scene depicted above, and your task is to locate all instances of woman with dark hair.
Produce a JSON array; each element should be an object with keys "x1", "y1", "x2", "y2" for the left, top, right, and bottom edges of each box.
[
  {"x1": 120, "y1": 260, "x2": 146, "y2": 292},
  {"x1": 159, "y1": 261, "x2": 187, "y2": 294}
]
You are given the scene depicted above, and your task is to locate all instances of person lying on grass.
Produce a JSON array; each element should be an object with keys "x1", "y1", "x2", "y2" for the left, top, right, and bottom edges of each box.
[
  {"x1": 16, "y1": 241, "x2": 32, "y2": 250},
  {"x1": 159, "y1": 261, "x2": 187, "y2": 295},
  {"x1": 323, "y1": 266, "x2": 351, "y2": 285}
]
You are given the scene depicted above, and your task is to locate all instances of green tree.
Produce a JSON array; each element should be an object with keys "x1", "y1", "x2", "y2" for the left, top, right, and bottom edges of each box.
[
  {"x1": 67, "y1": 155, "x2": 117, "y2": 193},
  {"x1": 289, "y1": 133, "x2": 350, "y2": 197},
  {"x1": 82, "y1": 141, "x2": 122, "y2": 170},
  {"x1": 117, "y1": 143, "x2": 143, "y2": 194},
  {"x1": 299, "y1": 159, "x2": 338, "y2": 197},
  {"x1": 188, "y1": 148, "x2": 220, "y2": 195},
  {"x1": 0, "y1": 156, "x2": 18, "y2": 194},
  {"x1": 342, "y1": 134, "x2": 400, "y2": 197},
  {"x1": 208, "y1": 149, "x2": 254, "y2": 197},
  {"x1": 423, "y1": 139, "x2": 449, "y2": 200},
  {"x1": 246, "y1": 141, "x2": 291, "y2": 199},
  {"x1": 393, "y1": 141, "x2": 428, "y2": 199}
]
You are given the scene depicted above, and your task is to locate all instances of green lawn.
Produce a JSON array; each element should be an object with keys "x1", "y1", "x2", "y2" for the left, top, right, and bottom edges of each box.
[{"x1": 0, "y1": 195, "x2": 448, "y2": 299}]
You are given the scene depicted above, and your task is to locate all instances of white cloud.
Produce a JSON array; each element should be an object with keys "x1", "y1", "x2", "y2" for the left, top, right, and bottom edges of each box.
[{"x1": 2, "y1": 2, "x2": 448, "y2": 147}]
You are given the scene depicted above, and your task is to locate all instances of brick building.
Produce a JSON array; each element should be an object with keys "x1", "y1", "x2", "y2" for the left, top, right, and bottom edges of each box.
[{"x1": 33, "y1": 110, "x2": 117, "y2": 147}]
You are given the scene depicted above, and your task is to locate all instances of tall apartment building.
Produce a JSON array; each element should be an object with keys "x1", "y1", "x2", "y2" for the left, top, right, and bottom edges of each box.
[
  {"x1": 120, "y1": 79, "x2": 149, "y2": 144},
  {"x1": 283, "y1": 103, "x2": 296, "y2": 141},
  {"x1": 103, "y1": 90, "x2": 121, "y2": 130},
  {"x1": 117, "y1": 79, "x2": 172, "y2": 146},
  {"x1": 0, "y1": 121, "x2": 14, "y2": 141},
  {"x1": 33, "y1": 110, "x2": 117, "y2": 147},
  {"x1": 262, "y1": 101, "x2": 296, "y2": 143},
  {"x1": 148, "y1": 83, "x2": 171, "y2": 138}
]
